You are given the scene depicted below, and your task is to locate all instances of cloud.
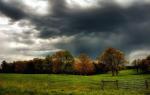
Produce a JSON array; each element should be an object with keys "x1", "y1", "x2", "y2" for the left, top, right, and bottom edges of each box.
[
  {"x1": 0, "y1": 0, "x2": 27, "y2": 20},
  {"x1": 128, "y1": 49, "x2": 150, "y2": 63},
  {"x1": 21, "y1": 0, "x2": 49, "y2": 15},
  {"x1": 34, "y1": 0, "x2": 150, "y2": 59},
  {"x1": 35, "y1": 1, "x2": 127, "y2": 38},
  {"x1": 33, "y1": 0, "x2": 150, "y2": 38},
  {"x1": 0, "y1": 0, "x2": 150, "y2": 62}
]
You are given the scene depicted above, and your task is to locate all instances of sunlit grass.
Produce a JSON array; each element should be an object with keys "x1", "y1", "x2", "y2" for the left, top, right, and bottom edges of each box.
[{"x1": 0, "y1": 70, "x2": 149, "y2": 95}]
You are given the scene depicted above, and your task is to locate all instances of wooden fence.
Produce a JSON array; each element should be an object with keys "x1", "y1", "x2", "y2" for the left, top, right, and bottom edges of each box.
[
  {"x1": 100, "y1": 79, "x2": 149, "y2": 90},
  {"x1": 101, "y1": 80, "x2": 119, "y2": 90}
]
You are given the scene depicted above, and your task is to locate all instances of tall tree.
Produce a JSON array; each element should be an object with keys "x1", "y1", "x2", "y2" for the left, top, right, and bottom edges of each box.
[
  {"x1": 61, "y1": 50, "x2": 74, "y2": 74},
  {"x1": 51, "y1": 50, "x2": 74, "y2": 74},
  {"x1": 75, "y1": 53, "x2": 95, "y2": 75},
  {"x1": 1, "y1": 60, "x2": 14, "y2": 73},
  {"x1": 98, "y1": 48, "x2": 125, "y2": 76},
  {"x1": 138, "y1": 55, "x2": 150, "y2": 73},
  {"x1": 132, "y1": 59, "x2": 140, "y2": 73},
  {"x1": 44, "y1": 55, "x2": 52, "y2": 73}
]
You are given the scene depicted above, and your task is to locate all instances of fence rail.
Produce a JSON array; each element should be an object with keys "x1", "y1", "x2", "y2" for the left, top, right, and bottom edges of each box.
[{"x1": 100, "y1": 79, "x2": 150, "y2": 90}]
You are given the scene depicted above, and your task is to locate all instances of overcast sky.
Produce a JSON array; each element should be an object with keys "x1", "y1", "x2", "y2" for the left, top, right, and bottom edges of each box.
[{"x1": 0, "y1": 0, "x2": 150, "y2": 63}]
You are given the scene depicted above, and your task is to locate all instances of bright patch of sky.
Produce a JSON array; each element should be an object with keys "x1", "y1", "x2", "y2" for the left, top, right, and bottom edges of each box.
[
  {"x1": 2, "y1": 0, "x2": 50, "y2": 16},
  {"x1": 66, "y1": 0, "x2": 100, "y2": 9},
  {"x1": 115, "y1": 0, "x2": 150, "y2": 7},
  {"x1": 21, "y1": 0, "x2": 49, "y2": 15},
  {"x1": 128, "y1": 49, "x2": 150, "y2": 63},
  {"x1": 0, "y1": 14, "x2": 11, "y2": 25}
]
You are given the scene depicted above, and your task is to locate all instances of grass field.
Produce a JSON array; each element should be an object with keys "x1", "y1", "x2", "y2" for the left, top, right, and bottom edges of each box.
[{"x1": 0, "y1": 70, "x2": 150, "y2": 95}]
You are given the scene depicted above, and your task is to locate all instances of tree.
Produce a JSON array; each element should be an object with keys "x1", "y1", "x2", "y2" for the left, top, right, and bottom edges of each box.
[
  {"x1": 74, "y1": 53, "x2": 95, "y2": 75},
  {"x1": 61, "y1": 50, "x2": 74, "y2": 74},
  {"x1": 146, "y1": 55, "x2": 150, "y2": 60},
  {"x1": 33, "y1": 58, "x2": 45, "y2": 73},
  {"x1": 93, "y1": 60, "x2": 108, "y2": 73},
  {"x1": 51, "y1": 50, "x2": 74, "y2": 74},
  {"x1": 1, "y1": 60, "x2": 14, "y2": 73},
  {"x1": 14, "y1": 61, "x2": 27, "y2": 73},
  {"x1": 1, "y1": 60, "x2": 7, "y2": 72},
  {"x1": 25, "y1": 60, "x2": 35, "y2": 74},
  {"x1": 138, "y1": 56, "x2": 150, "y2": 73},
  {"x1": 98, "y1": 48, "x2": 125, "y2": 76},
  {"x1": 51, "y1": 51, "x2": 64, "y2": 73},
  {"x1": 43, "y1": 55, "x2": 52, "y2": 73},
  {"x1": 132, "y1": 59, "x2": 141, "y2": 73},
  {"x1": 132, "y1": 56, "x2": 150, "y2": 74},
  {"x1": 139, "y1": 59, "x2": 150, "y2": 73}
]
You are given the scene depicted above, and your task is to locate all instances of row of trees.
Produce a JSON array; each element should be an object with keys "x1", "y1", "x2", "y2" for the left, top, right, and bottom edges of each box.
[
  {"x1": 132, "y1": 55, "x2": 150, "y2": 73},
  {"x1": 0, "y1": 48, "x2": 126, "y2": 76}
]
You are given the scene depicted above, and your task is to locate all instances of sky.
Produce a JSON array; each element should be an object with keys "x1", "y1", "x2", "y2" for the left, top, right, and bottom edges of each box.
[{"x1": 0, "y1": 0, "x2": 150, "y2": 63}]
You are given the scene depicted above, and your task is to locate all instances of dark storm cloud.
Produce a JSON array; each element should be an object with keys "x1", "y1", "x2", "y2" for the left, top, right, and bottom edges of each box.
[
  {"x1": 35, "y1": 0, "x2": 150, "y2": 39},
  {"x1": 1, "y1": 0, "x2": 149, "y2": 38},
  {"x1": 0, "y1": 0, "x2": 27, "y2": 20},
  {"x1": 33, "y1": 0, "x2": 150, "y2": 57},
  {"x1": 36, "y1": 1, "x2": 127, "y2": 38},
  {"x1": 53, "y1": 32, "x2": 124, "y2": 58},
  {"x1": 0, "y1": 0, "x2": 150, "y2": 60}
]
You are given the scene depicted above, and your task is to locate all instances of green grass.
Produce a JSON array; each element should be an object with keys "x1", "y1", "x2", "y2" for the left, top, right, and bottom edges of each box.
[{"x1": 0, "y1": 70, "x2": 150, "y2": 95}]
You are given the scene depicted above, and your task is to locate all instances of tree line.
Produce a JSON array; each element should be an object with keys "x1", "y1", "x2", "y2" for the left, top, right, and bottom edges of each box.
[{"x1": 0, "y1": 48, "x2": 149, "y2": 75}]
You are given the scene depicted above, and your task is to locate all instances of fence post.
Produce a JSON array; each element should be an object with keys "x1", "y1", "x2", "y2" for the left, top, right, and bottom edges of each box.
[
  {"x1": 145, "y1": 80, "x2": 149, "y2": 89},
  {"x1": 101, "y1": 80, "x2": 104, "y2": 90},
  {"x1": 116, "y1": 80, "x2": 119, "y2": 89}
]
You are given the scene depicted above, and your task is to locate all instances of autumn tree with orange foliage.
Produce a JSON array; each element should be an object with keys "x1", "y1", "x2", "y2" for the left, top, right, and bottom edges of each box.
[
  {"x1": 74, "y1": 53, "x2": 95, "y2": 75},
  {"x1": 51, "y1": 51, "x2": 63, "y2": 73},
  {"x1": 0, "y1": 49, "x2": 127, "y2": 75},
  {"x1": 98, "y1": 48, "x2": 125, "y2": 76}
]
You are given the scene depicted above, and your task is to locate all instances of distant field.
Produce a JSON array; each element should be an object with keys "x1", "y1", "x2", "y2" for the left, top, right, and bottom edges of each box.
[{"x1": 0, "y1": 70, "x2": 150, "y2": 95}]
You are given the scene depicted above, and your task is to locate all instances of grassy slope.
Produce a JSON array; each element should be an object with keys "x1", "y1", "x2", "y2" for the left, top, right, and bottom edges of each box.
[{"x1": 0, "y1": 70, "x2": 150, "y2": 95}]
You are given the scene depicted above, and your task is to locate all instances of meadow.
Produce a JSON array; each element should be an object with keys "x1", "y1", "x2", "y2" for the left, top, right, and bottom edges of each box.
[{"x1": 0, "y1": 70, "x2": 150, "y2": 95}]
